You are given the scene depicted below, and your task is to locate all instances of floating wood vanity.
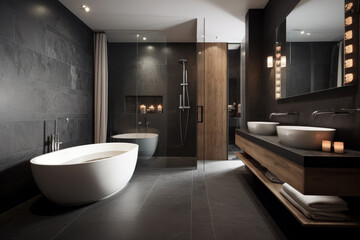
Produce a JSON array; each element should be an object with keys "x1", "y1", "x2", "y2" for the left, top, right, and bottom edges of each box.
[{"x1": 235, "y1": 129, "x2": 360, "y2": 227}]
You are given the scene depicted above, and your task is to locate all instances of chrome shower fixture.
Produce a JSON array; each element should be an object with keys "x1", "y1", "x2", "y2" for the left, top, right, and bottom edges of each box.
[{"x1": 178, "y1": 59, "x2": 190, "y2": 145}]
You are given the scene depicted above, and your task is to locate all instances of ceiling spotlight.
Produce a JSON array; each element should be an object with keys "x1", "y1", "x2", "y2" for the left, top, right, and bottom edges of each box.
[
  {"x1": 81, "y1": 5, "x2": 90, "y2": 12},
  {"x1": 306, "y1": 32, "x2": 311, "y2": 36},
  {"x1": 143, "y1": 37, "x2": 147, "y2": 41},
  {"x1": 136, "y1": 34, "x2": 140, "y2": 37},
  {"x1": 300, "y1": 30, "x2": 305, "y2": 34}
]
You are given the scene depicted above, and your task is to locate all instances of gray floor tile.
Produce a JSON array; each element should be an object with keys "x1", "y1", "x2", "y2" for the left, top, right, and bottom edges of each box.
[
  {"x1": 192, "y1": 224, "x2": 216, "y2": 240},
  {"x1": 140, "y1": 193, "x2": 191, "y2": 215},
  {"x1": 214, "y1": 224, "x2": 283, "y2": 240},
  {"x1": 0, "y1": 196, "x2": 88, "y2": 240}
]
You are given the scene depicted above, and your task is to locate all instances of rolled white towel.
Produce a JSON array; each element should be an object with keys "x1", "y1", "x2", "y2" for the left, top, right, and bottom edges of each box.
[
  {"x1": 280, "y1": 189, "x2": 349, "y2": 221},
  {"x1": 282, "y1": 183, "x2": 348, "y2": 212}
]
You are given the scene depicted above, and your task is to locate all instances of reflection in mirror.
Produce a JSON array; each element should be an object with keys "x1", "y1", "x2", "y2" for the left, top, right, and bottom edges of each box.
[{"x1": 279, "y1": 0, "x2": 345, "y2": 98}]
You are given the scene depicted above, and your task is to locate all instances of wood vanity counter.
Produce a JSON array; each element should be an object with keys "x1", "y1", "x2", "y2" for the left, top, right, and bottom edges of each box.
[
  {"x1": 235, "y1": 129, "x2": 360, "y2": 227},
  {"x1": 235, "y1": 129, "x2": 360, "y2": 196}
]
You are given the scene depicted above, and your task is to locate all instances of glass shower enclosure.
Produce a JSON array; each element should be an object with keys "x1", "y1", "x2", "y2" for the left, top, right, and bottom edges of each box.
[{"x1": 107, "y1": 30, "x2": 199, "y2": 168}]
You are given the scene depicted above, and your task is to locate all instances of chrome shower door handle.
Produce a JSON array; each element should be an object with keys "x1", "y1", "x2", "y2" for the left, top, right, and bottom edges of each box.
[{"x1": 197, "y1": 106, "x2": 203, "y2": 123}]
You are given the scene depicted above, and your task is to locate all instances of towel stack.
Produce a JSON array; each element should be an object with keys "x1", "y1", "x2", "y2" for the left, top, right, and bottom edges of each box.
[{"x1": 280, "y1": 183, "x2": 349, "y2": 221}]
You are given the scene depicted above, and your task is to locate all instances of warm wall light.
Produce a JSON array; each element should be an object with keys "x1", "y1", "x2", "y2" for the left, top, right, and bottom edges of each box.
[
  {"x1": 345, "y1": 44, "x2": 353, "y2": 54},
  {"x1": 345, "y1": 16, "x2": 353, "y2": 26},
  {"x1": 344, "y1": 73, "x2": 354, "y2": 84},
  {"x1": 345, "y1": 2, "x2": 353, "y2": 12},
  {"x1": 345, "y1": 30, "x2": 353, "y2": 40},
  {"x1": 267, "y1": 56, "x2": 274, "y2": 68},
  {"x1": 345, "y1": 59, "x2": 353, "y2": 68},
  {"x1": 281, "y1": 56, "x2": 286, "y2": 68}
]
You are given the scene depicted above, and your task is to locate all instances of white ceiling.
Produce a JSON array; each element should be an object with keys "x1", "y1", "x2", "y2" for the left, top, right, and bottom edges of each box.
[
  {"x1": 286, "y1": 0, "x2": 344, "y2": 42},
  {"x1": 59, "y1": 0, "x2": 269, "y2": 43}
]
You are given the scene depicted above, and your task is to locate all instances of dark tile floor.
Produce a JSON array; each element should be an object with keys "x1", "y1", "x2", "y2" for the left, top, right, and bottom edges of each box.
[
  {"x1": 2, "y1": 158, "x2": 359, "y2": 239},
  {"x1": 0, "y1": 160, "x2": 284, "y2": 240}
]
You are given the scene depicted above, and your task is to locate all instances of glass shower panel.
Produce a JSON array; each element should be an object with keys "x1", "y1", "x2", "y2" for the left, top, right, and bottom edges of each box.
[
  {"x1": 135, "y1": 31, "x2": 167, "y2": 160},
  {"x1": 107, "y1": 31, "x2": 138, "y2": 143}
]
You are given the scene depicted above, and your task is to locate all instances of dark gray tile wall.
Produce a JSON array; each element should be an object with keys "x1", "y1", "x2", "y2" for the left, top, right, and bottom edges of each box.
[
  {"x1": 108, "y1": 43, "x2": 196, "y2": 157},
  {"x1": 0, "y1": 0, "x2": 94, "y2": 213}
]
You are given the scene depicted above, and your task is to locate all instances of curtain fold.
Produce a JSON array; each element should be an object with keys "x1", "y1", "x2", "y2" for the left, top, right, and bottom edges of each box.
[{"x1": 94, "y1": 33, "x2": 108, "y2": 143}]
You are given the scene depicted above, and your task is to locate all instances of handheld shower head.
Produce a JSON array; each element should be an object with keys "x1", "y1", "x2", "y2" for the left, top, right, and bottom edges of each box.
[{"x1": 178, "y1": 59, "x2": 187, "y2": 64}]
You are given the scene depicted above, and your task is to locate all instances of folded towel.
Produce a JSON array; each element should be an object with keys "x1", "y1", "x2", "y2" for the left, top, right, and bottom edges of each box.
[
  {"x1": 264, "y1": 170, "x2": 284, "y2": 184},
  {"x1": 280, "y1": 189, "x2": 349, "y2": 221},
  {"x1": 282, "y1": 183, "x2": 348, "y2": 212}
]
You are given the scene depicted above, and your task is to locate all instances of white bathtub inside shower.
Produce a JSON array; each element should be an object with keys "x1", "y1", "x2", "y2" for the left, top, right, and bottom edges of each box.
[{"x1": 111, "y1": 133, "x2": 158, "y2": 160}]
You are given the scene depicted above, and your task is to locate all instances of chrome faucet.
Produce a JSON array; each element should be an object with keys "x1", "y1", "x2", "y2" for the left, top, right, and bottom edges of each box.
[
  {"x1": 269, "y1": 112, "x2": 298, "y2": 120},
  {"x1": 50, "y1": 133, "x2": 62, "y2": 152},
  {"x1": 312, "y1": 108, "x2": 360, "y2": 119},
  {"x1": 144, "y1": 117, "x2": 150, "y2": 128},
  {"x1": 49, "y1": 117, "x2": 68, "y2": 152}
]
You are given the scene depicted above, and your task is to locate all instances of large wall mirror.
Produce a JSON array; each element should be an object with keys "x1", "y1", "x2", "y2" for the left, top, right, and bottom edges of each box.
[{"x1": 276, "y1": 0, "x2": 357, "y2": 99}]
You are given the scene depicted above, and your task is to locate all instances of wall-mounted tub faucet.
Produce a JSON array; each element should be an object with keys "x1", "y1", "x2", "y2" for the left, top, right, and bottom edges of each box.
[{"x1": 269, "y1": 112, "x2": 298, "y2": 120}]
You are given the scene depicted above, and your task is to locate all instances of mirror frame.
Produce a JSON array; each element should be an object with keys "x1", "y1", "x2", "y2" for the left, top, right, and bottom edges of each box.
[{"x1": 275, "y1": 0, "x2": 358, "y2": 100}]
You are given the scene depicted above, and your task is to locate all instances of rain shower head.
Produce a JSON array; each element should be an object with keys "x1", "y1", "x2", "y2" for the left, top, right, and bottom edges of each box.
[{"x1": 178, "y1": 59, "x2": 187, "y2": 64}]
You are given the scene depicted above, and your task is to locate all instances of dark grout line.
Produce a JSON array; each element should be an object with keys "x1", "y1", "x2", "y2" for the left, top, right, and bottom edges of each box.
[
  {"x1": 52, "y1": 205, "x2": 90, "y2": 240},
  {"x1": 203, "y1": 161, "x2": 217, "y2": 240}
]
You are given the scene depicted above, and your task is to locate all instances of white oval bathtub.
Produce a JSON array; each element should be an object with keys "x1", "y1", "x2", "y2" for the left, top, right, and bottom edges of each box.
[
  {"x1": 111, "y1": 133, "x2": 158, "y2": 160},
  {"x1": 30, "y1": 143, "x2": 138, "y2": 206}
]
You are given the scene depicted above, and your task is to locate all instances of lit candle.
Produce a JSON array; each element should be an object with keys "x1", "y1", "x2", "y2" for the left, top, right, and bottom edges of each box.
[
  {"x1": 149, "y1": 105, "x2": 155, "y2": 112},
  {"x1": 157, "y1": 104, "x2": 163, "y2": 113},
  {"x1": 322, "y1": 140, "x2": 331, "y2": 152},
  {"x1": 334, "y1": 142, "x2": 344, "y2": 154},
  {"x1": 140, "y1": 104, "x2": 146, "y2": 114}
]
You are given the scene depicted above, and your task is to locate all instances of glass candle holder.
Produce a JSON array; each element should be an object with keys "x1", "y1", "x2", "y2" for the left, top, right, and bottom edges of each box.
[
  {"x1": 322, "y1": 140, "x2": 332, "y2": 152},
  {"x1": 333, "y1": 142, "x2": 344, "y2": 153}
]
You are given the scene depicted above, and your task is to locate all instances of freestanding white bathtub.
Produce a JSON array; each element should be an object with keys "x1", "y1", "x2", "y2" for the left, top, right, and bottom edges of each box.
[
  {"x1": 111, "y1": 133, "x2": 158, "y2": 160},
  {"x1": 30, "y1": 143, "x2": 138, "y2": 206}
]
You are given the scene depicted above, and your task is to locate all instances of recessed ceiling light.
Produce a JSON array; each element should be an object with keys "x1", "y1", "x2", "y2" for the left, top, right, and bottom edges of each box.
[
  {"x1": 143, "y1": 37, "x2": 147, "y2": 41},
  {"x1": 306, "y1": 32, "x2": 311, "y2": 36},
  {"x1": 300, "y1": 30, "x2": 305, "y2": 34},
  {"x1": 136, "y1": 34, "x2": 140, "y2": 37},
  {"x1": 81, "y1": 4, "x2": 90, "y2": 12}
]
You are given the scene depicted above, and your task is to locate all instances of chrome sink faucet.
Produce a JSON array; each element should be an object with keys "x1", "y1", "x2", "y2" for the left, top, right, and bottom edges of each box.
[
  {"x1": 269, "y1": 112, "x2": 298, "y2": 120},
  {"x1": 312, "y1": 108, "x2": 360, "y2": 119}
]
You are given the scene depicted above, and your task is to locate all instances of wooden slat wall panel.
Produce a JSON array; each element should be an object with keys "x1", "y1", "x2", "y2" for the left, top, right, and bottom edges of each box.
[{"x1": 204, "y1": 43, "x2": 228, "y2": 160}]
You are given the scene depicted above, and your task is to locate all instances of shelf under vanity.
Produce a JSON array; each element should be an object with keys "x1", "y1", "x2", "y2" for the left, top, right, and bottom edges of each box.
[{"x1": 235, "y1": 129, "x2": 360, "y2": 228}]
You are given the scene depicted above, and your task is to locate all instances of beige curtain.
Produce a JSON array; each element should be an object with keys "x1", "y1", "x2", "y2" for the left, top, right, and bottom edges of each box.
[{"x1": 94, "y1": 33, "x2": 108, "y2": 143}]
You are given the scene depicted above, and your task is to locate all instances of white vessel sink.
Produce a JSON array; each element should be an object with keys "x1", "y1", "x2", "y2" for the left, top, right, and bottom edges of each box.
[
  {"x1": 276, "y1": 126, "x2": 336, "y2": 150},
  {"x1": 247, "y1": 121, "x2": 280, "y2": 135}
]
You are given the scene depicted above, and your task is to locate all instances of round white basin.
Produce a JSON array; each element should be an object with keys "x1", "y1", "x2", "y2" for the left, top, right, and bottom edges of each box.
[
  {"x1": 247, "y1": 121, "x2": 280, "y2": 135},
  {"x1": 276, "y1": 126, "x2": 336, "y2": 150}
]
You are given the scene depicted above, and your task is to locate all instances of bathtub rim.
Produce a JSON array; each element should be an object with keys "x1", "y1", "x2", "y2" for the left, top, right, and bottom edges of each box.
[
  {"x1": 111, "y1": 133, "x2": 158, "y2": 139},
  {"x1": 30, "y1": 142, "x2": 139, "y2": 166}
]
